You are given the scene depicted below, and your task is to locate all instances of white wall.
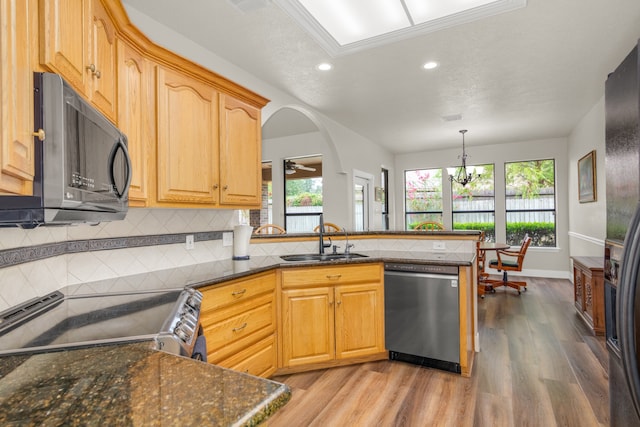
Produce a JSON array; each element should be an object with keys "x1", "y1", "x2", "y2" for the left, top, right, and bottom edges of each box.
[
  {"x1": 394, "y1": 137, "x2": 570, "y2": 278},
  {"x1": 567, "y1": 97, "x2": 607, "y2": 257}
]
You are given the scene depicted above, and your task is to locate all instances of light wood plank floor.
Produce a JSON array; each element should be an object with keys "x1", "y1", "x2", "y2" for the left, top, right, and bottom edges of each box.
[{"x1": 268, "y1": 277, "x2": 609, "y2": 427}]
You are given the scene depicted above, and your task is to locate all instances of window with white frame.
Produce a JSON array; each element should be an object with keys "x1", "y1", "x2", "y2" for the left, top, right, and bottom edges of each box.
[
  {"x1": 404, "y1": 168, "x2": 443, "y2": 229},
  {"x1": 451, "y1": 164, "x2": 495, "y2": 241},
  {"x1": 504, "y1": 159, "x2": 556, "y2": 247}
]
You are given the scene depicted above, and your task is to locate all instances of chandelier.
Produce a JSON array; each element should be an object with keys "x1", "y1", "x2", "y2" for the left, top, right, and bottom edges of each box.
[{"x1": 447, "y1": 130, "x2": 482, "y2": 187}]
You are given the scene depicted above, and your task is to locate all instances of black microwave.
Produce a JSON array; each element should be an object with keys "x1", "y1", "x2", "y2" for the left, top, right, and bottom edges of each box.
[{"x1": 0, "y1": 73, "x2": 131, "y2": 228}]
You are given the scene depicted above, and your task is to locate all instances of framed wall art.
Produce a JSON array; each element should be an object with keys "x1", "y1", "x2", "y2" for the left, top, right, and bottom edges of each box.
[{"x1": 578, "y1": 150, "x2": 597, "y2": 203}]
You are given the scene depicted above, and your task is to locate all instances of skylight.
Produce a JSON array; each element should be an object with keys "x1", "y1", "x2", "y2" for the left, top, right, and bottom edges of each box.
[{"x1": 274, "y1": 0, "x2": 527, "y2": 56}]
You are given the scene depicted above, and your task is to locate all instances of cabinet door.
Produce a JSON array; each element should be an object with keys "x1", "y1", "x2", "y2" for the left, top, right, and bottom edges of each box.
[
  {"x1": 335, "y1": 283, "x2": 385, "y2": 359},
  {"x1": 116, "y1": 39, "x2": 153, "y2": 205},
  {"x1": 219, "y1": 94, "x2": 261, "y2": 206},
  {"x1": 40, "y1": 0, "x2": 89, "y2": 93},
  {"x1": 156, "y1": 66, "x2": 219, "y2": 205},
  {"x1": 0, "y1": 0, "x2": 37, "y2": 194},
  {"x1": 87, "y1": 0, "x2": 116, "y2": 121},
  {"x1": 281, "y1": 287, "x2": 335, "y2": 367}
]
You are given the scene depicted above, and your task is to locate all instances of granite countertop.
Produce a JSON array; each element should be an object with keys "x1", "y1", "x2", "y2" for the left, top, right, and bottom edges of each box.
[
  {"x1": 0, "y1": 342, "x2": 290, "y2": 426},
  {"x1": 60, "y1": 250, "x2": 476, "y2": 296}
]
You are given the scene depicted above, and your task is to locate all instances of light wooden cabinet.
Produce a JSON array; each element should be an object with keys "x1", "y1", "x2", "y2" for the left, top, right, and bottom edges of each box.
[
  {"x1": 572, "y1": 256, "x2": 605, "y2": 335},
  {"x1": 0, "y1": 0, "x2": 38, "y2": 194},
  {"x1": 219, "y1": 94, "x2": 262, "y2": 206},
  {"x1": 40, "y1": 0, "x2": 117, "y2": 121},
  {"x1": 116, "y1": 38, "x2": 153, "y2": 205},
  {"x1": 2, "y1": 0, "x2": 268, "y2": 206},
  {"x1": 155, "y1": 66, "x2": 220, "y2": 206},
  {"x1": 199, "y1": 271, "x2": 277, "y2": 378},
  {"x1": 279, "y1": 264, "x2": 386, "y2": 371}
]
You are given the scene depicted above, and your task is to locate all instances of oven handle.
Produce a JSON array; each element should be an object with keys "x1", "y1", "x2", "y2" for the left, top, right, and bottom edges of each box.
[{"x1": 108, "y1": 137, "x2": 132, "y2": 200}]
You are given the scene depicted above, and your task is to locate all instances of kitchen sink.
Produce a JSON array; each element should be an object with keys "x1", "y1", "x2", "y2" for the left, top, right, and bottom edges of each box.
[{"x1": 280, "y1": 253, "x2": 368, "y2": 262}]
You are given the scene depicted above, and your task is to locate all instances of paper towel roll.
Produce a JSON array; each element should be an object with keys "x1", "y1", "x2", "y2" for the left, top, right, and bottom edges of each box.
[{"x1": 232, "y1": 224, "x2": 253, "y2": 260}]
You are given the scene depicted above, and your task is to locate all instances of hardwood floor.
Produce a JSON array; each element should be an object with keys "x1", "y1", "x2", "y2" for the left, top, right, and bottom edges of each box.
[{"x1": 268, "y1": 277, "x2": 610, "y2": 427}]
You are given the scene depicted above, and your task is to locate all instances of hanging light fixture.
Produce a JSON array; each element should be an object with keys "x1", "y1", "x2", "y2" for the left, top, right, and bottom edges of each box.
[{"x1": 447, "y1": 129, "x2": 482, "y2": 187}]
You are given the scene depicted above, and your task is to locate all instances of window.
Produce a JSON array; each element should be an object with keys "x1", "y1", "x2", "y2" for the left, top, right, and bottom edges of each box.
[
  {"x1": 284, "y1": 155, "x2": 323, "y2": 232},
  {"x1": 451, "y1": 164, "x2": 495, "y2": 241},
  {"x1": 505, "y1": 159, "x2": 556, "y2": 247},
  {"x1": 404, "y1": 168, "x2": 443, "y2": 229}
]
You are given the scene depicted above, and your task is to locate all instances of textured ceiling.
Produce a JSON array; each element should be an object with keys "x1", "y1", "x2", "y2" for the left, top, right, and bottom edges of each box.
[{"x1": 123, "y1": 0, "x2": 640, "y2": 153}]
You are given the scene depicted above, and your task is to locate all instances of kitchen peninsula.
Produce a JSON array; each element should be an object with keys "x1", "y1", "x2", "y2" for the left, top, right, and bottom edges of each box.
[{"x1": 0, "y1": 230, "x2": 479, "y2": 424}]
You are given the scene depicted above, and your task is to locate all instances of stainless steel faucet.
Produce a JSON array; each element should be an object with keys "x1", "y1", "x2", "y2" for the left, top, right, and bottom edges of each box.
[
  {"x1": 343, "y1": 228, "x2": 354, "y2": 255},
  {"x1": 318, "y1": 213, "x2": 332, "y2": 254}
]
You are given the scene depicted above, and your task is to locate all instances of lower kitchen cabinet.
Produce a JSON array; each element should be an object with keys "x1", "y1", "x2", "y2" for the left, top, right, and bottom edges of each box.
[
  {"x1": 278, "y1": 264, "x2": 386, "y2": 373},
  {"x1": 217, "y1": 335, "x2": 277, "y2": 377},
  {"x1": 199, "y1": 271, "x2": 277, "y2": 378}
]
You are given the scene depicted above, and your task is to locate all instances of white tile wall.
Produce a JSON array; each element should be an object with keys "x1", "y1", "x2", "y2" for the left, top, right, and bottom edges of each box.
[{"x1": 0, "y1": 209, "x2": 238, "y2": 310}]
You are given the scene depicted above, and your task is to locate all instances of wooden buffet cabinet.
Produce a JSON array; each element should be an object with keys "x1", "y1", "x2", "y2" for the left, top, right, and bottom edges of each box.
[
  {"x1": 572, "y1": 256, "x2": 605, "y2": 335},
  {"x1": 0, "y1": 0, "x2": 268, "y2": 209}
]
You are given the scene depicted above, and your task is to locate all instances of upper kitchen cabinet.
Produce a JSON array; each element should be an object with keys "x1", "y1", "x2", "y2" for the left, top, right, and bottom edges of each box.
[
  {"x1": 219, "y1": 95, "x2": 262, "y2": 206},
  {"x1": 39, "y1": 0, "x2": 118, "y2": 122},
  {"x1": 156, "y1": 66, "x2": 220, "y2": 206},
  {"x1": 0, "y1": 0, "x2": 38, "y2": 195},
  {"x1": 116, "y1": 38, "x2": 153, "y2": 206}
]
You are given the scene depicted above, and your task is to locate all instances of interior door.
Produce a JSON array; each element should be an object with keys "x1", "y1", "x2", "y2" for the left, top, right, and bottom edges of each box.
[{"x1": 354, "y1": 176, "x2": 369, "y2": 231}]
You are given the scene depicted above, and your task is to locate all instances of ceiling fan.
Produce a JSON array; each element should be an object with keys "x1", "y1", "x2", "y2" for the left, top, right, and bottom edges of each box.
[{"x1": 284, "y1": 160, "x2": 316, "y2": 174}]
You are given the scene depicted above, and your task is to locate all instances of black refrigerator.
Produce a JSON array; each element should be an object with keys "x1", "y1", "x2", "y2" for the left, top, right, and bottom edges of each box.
[{"x1": 606, "y1": 41, "x2": 640, "y2": 427}]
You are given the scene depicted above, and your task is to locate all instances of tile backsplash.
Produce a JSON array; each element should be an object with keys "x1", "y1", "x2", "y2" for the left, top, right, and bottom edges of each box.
[{"x1": 0, "y1": 208, "x2": 238, "y2": 310}]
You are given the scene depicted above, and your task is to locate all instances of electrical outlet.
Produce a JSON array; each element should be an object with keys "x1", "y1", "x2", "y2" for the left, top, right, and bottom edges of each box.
[
  {"x1": 223, "y1": 232, "x2": 233, "y2": 247},
  {"x1": 185, "y1": 235, "x2": 195, "y2": 250},
  {"x1": 433, "y1": 241, "x2": 446, "y2": 251}
]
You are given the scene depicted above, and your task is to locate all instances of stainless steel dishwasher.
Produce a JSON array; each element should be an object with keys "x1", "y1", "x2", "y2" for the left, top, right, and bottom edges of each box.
[{"x1": 384, "y1": 262, "x2": 460, "y2": 373}]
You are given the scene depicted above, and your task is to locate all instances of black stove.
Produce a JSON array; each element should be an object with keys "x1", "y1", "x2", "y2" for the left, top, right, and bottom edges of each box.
[{"x1": 0, "y1": 288, "x2": 203, "y2": 358}]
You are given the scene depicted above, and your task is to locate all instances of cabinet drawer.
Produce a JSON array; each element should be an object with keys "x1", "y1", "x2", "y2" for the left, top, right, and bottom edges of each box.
[
  {"x1": 281, "y1": 264, "x2": 382, "y2": 289},
  {"x1": 200, "y1": 271, "x2": 275, "y2": 312},
  {"x1": 202, "y1": 293, "x2": 275, "y2": 356},
  {"x1": 217, "y1": 335, "x2": 276, "y2": 378}
]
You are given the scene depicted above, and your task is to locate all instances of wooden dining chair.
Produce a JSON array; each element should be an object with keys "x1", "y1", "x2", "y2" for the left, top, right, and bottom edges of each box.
[
  {"x1": 414, "y1": 221, "x2": 445, "y2": 231},
  {"x1": 313, "y1": 222, "x2": 341, "y2": 232},
  {"x1": 254, "y1": 224, "x2": 286, "y2": 235},
  {"x1": 486, "y1": 235, "x2": 532, "y2": 295}
]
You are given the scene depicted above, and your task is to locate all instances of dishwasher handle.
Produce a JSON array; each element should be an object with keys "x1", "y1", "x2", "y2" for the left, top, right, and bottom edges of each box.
[{"x1": 384, "y1": 270, "x2": 459, "y2": 281}]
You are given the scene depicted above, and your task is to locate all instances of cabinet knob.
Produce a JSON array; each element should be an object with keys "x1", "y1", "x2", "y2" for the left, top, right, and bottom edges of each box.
[
  {"x1": 223, "y1": 185, "x2": 228, "y2": 190},
  {"x1": 32, "y1": 129, "x2": 46, "y2": 141},
  {"x1": 213, "y1": 184, "x2": 219, "y2": 190},
  {"x1": 86, "y1": 64, "x2": 101, "y2": 78}
]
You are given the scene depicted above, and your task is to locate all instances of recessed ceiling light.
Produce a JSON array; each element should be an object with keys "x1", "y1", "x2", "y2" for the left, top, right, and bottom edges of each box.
[
  {"x1": 317, "y1": 63, "x2": 333, "y2": 71},
  {"x1": 423, "y1": 61, "x2": 438, "y2": 70}
]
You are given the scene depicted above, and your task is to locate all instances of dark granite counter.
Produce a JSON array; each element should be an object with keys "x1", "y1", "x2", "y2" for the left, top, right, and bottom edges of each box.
[
  {"x1": 0, "y1": 342, "x2": 290, "y2": 426},
  {"x1": 60, "y1": 250, "x2": 475, "y2": 296}
]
